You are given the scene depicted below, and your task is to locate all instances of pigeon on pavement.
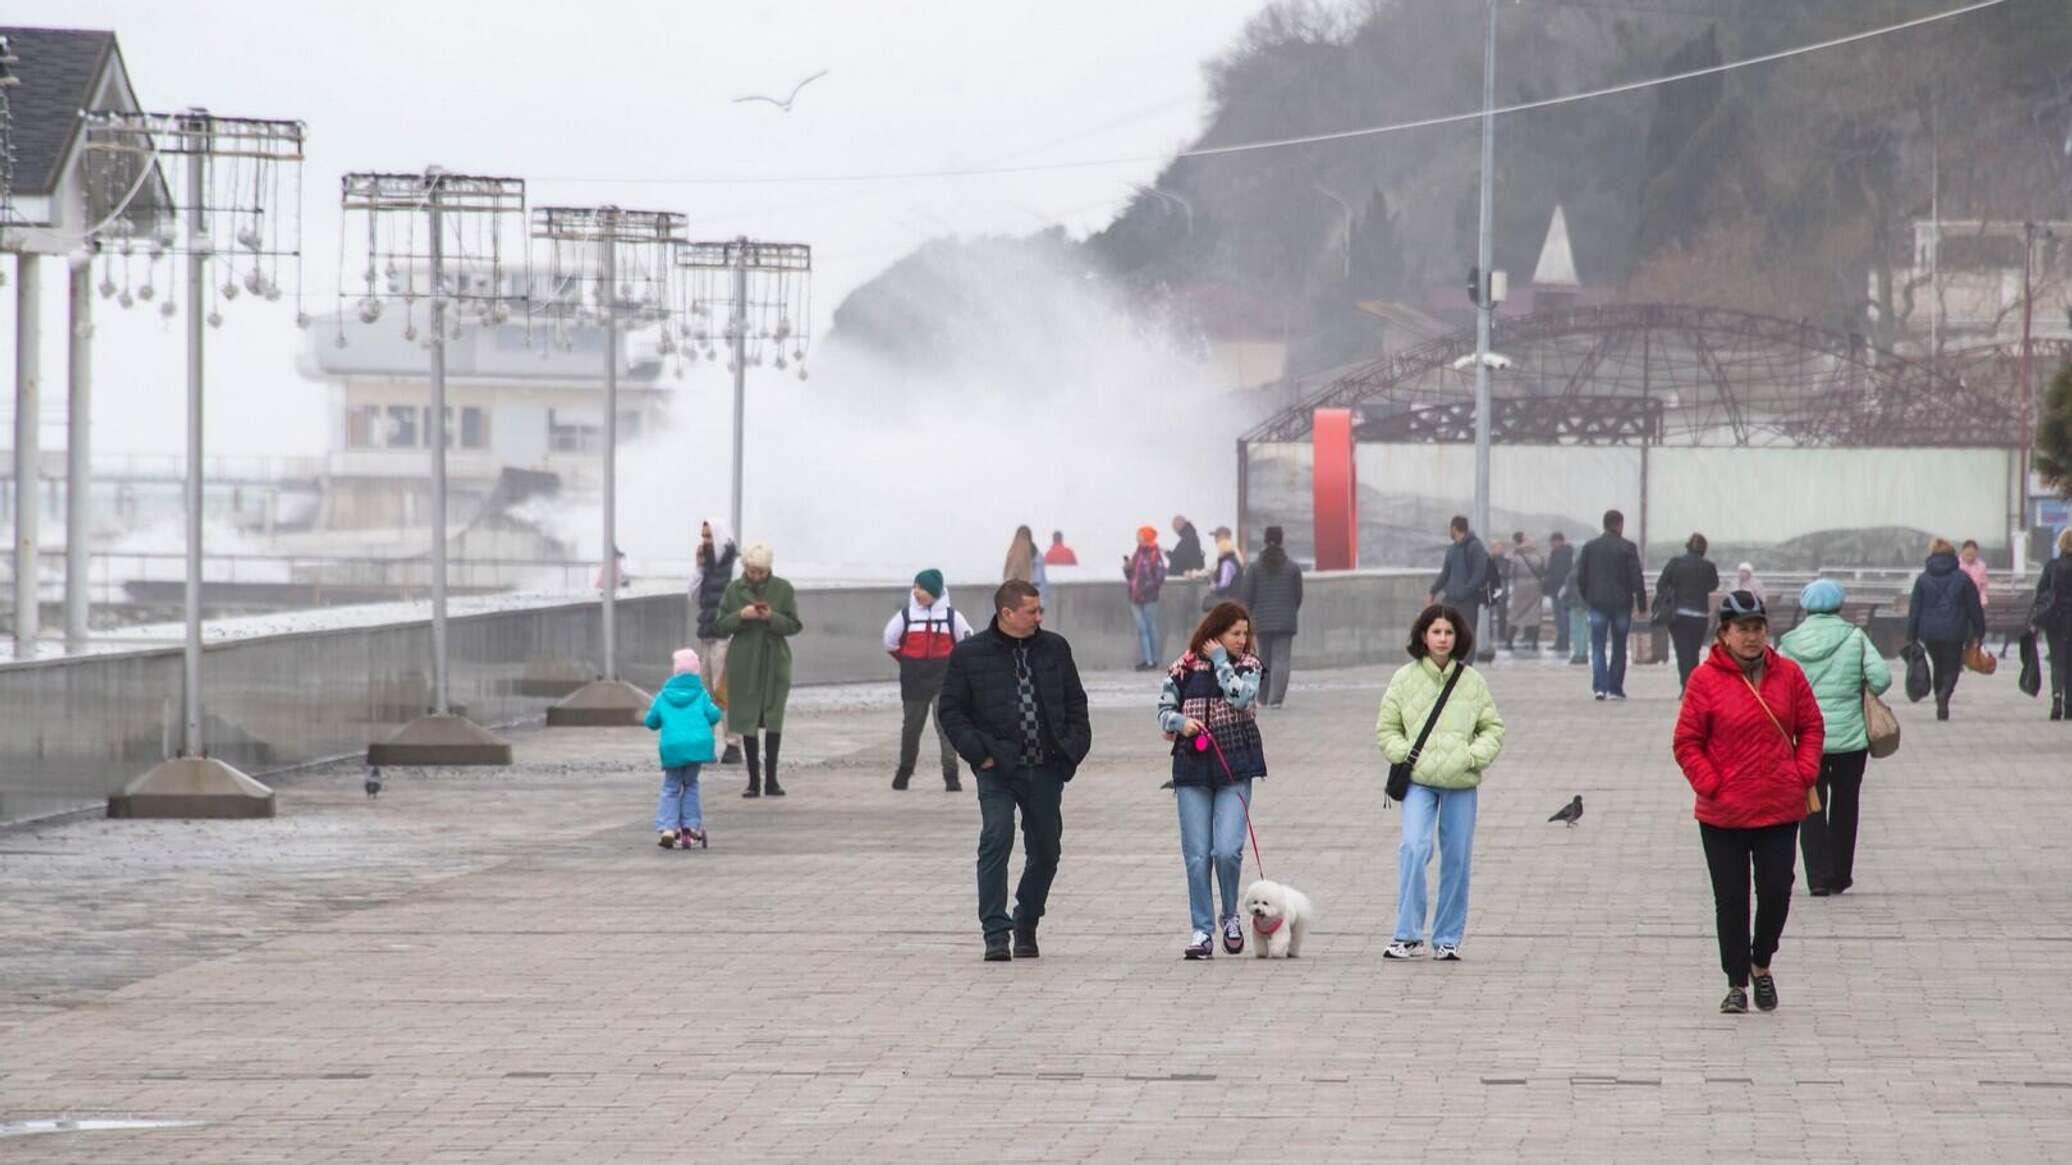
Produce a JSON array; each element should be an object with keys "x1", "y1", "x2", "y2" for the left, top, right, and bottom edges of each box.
[{"x1": 1548, "y1": 795, "x2": 1582, "y2": 827}]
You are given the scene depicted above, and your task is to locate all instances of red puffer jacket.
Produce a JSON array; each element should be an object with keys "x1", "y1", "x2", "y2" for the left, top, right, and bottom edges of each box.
[{"x1": 1672, "y1": 644, "x2": 1825, "y2": 828}]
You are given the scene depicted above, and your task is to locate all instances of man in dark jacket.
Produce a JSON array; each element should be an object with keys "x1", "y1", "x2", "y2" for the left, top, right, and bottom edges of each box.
[
  {"x1": 1576, "y1": 508, "x2": 1648, "y2": 701},
  {"x1": 1168, "y1": 515, "x2": 1207, "y2": 576},
  {"x1": 938, "y1": 579, "x2": 1093, "y2": 962},
  {"x1": 1430, "y1": 516, "x2": 1490, "y2": 652},
  {"x1": 1237, "y1": 524, "x2": 1304, "y2": 707},
  {"x1": 1543, "y1": 532, "x2": 1575, "y2": 655},
  {"x1": 1907, "y1": 540, "x2": 1986, "y2": 720}
]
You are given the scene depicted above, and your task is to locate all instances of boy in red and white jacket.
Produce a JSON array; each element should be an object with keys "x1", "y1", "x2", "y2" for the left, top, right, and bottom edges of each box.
[{"x1": 884, "y1": 569, "x2": 974, "y2": 791}]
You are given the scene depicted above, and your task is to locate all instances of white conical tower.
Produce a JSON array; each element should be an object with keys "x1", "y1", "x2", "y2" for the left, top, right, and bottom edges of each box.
[{"x1": 1533, "y1": 204, "x2": 1580, "y2": 288}]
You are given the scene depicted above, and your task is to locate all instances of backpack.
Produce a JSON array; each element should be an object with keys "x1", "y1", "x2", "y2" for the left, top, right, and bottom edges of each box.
[{"x1": 898, "y1": 603, "x2": 959, "y2": 659}]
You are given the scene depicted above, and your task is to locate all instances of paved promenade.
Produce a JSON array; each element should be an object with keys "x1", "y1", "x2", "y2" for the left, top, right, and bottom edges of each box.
[{"x1": 3, "y1": 653, "x2": 2069, "y2": 1162}]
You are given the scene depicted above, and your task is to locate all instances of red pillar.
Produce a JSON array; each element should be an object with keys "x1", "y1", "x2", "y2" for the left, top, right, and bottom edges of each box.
[{"x1": 1312, "y1": 408, "x2": 1357, "y2": 570}]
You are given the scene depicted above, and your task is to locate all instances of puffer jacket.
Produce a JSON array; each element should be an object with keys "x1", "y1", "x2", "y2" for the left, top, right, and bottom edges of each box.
[
  {"x1": 1908, "y1": 551, "x2": 1984, "y2": 644},
  {"x1": 644, "y1": 674, "x2": 725, "y2": 768},
  {"x1": 1375, "y1": 657, "x2": 1505, "y2": 790},
  {"x1": 937, "y1": 620, "x2": 1092, "y2": 780},
  {"x1": 1777, "y1": 614, "x2": 1892, "y2": 754},
  {"x1": 1237, "y1": 553, "x2": 1304, "y2": 634},
  {"x1": 1672, "y1": 644, "x2": 1824, "y2": 828}
]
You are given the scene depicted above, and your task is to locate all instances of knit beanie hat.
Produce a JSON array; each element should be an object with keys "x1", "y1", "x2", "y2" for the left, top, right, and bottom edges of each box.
[
  {"x1": 1137, "y1": 525, "x2": 1158, "y2": 545},
  {"x1": 742, "y1": 542, "x2": 774, "y2": 570},
  {"x1": 914, "y1": 568, "x2": 944, "y2": 599},
  {"x1": 1799, "y1": 578, "x2": 1845, "y2": 614},
  {"x1": 671, "y1": 647, "x2": 702, "y2": 676}
]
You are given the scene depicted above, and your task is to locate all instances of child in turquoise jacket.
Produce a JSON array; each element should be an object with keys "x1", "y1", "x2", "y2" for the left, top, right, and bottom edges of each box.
[{"x1": 646, "y1": 647, "x2": 725, "y2": 848}]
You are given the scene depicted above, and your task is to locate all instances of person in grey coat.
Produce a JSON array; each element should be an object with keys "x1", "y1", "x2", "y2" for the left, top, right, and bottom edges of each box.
[
  {"x1": 1430, "y1": 515, "x2": 1491, "y2": 650},
  {"x1": 1542, "y1": 532, "x2": 1575, "y2": 656},
  {"x1": 1238, "y1": 525, "x2": 1304, "y2": 708}
]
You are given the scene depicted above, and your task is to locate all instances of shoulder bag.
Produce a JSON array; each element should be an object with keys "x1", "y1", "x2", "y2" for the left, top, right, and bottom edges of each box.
[
  {"x1": 1859, "y1": 629, "x2": 1900, "y2": 759},
  {"x1": 1739, "y1": 673, "x2": 1822, "y2": 815},
  {"x1": 1387, "y1": 664, "x2": 1465, "y2": 803}
]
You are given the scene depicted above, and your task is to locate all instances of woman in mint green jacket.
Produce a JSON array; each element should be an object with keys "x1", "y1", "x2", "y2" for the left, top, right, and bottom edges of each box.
[
  {"x1": 1777, "y1": 578, "x2": 1892, "y2": 897},
  {"x1": 1375, "y1": 604, "x2": 1506, "y2": 961}
]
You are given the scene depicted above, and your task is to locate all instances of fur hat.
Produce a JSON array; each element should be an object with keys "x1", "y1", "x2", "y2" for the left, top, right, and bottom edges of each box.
[
  {"x1": 742, "y1": 542, "x2": 774, "y2": 570},
  {"x1": 671, "y1": 647, "x2": 702, "y2": 676}
]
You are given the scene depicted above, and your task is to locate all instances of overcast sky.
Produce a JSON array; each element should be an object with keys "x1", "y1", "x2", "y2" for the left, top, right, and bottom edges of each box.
[{"x1": 6, "y1": 0, "x2": 1264, "y2": 455}]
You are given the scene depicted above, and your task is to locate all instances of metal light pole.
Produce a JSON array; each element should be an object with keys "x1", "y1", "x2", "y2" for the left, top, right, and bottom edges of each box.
[
  {"x1": 11, "y1": 251, "x2": 36, "y2": 660},
  {"x1": 1473, "y1": 1, "x2": 1498, "y2": 646},
  {"x1": 535, "y1": 206, "x2": 687, "y2": 726},
  {"x1": 85, "y1": 108, "x2": 304, "y2": 818},
  {"x1": 677, "y1": 237, "x2": 814, "y2": 546},
  {"x1": 346, "y1": 168, "x2": 523, "y2": 765}
]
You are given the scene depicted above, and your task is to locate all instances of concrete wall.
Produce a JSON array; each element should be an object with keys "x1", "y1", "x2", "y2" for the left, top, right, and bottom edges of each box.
[{"x1": 0, "y1": 571, "x2": 1433, "y2": 823}]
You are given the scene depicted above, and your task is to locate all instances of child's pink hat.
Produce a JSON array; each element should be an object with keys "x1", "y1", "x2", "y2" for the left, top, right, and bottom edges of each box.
[{"x1": 671, "y1": 647, "x2": 701, "y2": 676}]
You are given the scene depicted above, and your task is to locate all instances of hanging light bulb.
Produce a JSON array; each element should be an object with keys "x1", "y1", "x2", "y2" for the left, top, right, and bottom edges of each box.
[
  {"x1": 137, "y1": 284, "x2": 155, "y2": 303},
  {"x1": 797, "y1": 366, "x2": 809, "y2": 382},
  {"x1": 264, "y1": 285, "x2": 283, "y2": 303},
  {"x1": 207, "y1": 310, "x2": 224, "y2": 329},
  {"x1": 236, "y1": 226, "x2": 261, "y2": 251},
  {"x1": 705, "y1": 347, "x2": 717, "y2": 362},
  {"x1": 221, "y1": 280, "x2": 240, "y2": 301},
  {"x1": 295, "y1": 312, "x2": 312, "y2": 329},
  {"x1": 334, "y1": 333, "x2": 349, "y2": 349},
  {"x1": 774, "y1": 355, "x2": 787, "y2": 371},
  {"x1": 118, "y1": 290, "x2": 135, "y2": 309},
  {"x1": 774, "y1": 318, "x2": 791, "y2": 341},
  {"x1": 244, "y1": 269, "x2": 265, "y2": 296},
  {"x1": 357, "y1": 298, "x2": 382, "y2": 324},
  {"x1": 403, "y1": 323, "x2": 419, "y2": 342},
  {"x1": 792, "y1": 348, "x2": 805, "y2": 362},
  {"x1": 98, "y1": 276, "x2": 118, "y2": 299},
  {"x1": 160, "y1": 300, "x2": 177, "y2": 319}
]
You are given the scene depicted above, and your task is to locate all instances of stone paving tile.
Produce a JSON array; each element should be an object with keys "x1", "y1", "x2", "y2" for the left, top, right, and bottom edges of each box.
[{"x1": 2, "y1": 655, "x2": 2069, "y2": 1161}]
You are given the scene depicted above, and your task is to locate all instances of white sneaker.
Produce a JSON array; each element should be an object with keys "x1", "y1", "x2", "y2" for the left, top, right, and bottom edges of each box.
[
  {"x1": 657, "y1": 829, "x2": 678, "y2": 848},
  {"x1": 1382, "y1": 940, "x2": 1424, "y2": 960},
  {"x1": 1433, "y1": 944, "x2": 1462, "y2": 961}
]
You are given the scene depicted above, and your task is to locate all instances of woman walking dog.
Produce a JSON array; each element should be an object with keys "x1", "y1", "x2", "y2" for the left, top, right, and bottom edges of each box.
[{"x1": 1157, "y1": 601, "x2": 1267, "y2": 960}]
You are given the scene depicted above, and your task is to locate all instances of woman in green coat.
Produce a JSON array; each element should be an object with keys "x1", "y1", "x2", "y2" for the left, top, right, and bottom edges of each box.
[
  {"x1": 1375, "y1": 604, "x2": 1505, "y2": 962},
  {"x1": 712, "y1": 542, "x2": 803, "y2": 798},
  {"x1": 1777, "y1": 578, "x2": 1892, "y2": 896}
]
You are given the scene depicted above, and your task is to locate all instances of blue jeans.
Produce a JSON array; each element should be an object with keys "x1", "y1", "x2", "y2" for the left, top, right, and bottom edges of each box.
[
  {"x1": 1393, "y1": 784, "x2": 1478, "y2": 946},
  {"x1": 1132, "y1": 600, "x2": 1163, "y2": 666},
  {"x1": 1588, "y1": 606, "x2": 1633, "y2": 695},
  {"x1": 653, "y1": 764, "x2": 703, "y2": 832},
  {"x1": 1175, "y1": 780, "x2": 1250, "y2": 933}
]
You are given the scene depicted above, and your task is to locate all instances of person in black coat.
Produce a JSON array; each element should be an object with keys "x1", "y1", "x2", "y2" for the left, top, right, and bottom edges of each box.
[
  {"x1": 1575, "y1": 509, "x2": 1648, "y2": 700},
  {"x1": 1543, "y1": 532, "x2": 1575, "y2": 656},
  {"x1": 1168, "y1": 515, "x2": 1207, "y2": 576},
  {"x1": 1657, "y1": 533, "x2": 1722, "y2": 692},
  {"x1": 1908, "y1": 538, "x2": 1986, "y2": 721},
  {"x1": 2037, "y1": 528, "x2": 2072, "y2": 721},
  {"x1": 938, "y1": 579, "x2": 1093, "y2": 962}
]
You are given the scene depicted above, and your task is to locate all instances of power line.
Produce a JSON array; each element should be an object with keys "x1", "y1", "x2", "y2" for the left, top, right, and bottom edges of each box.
[{"x1": 538, "y1": 0, "x2": 2006, "y2": 189}]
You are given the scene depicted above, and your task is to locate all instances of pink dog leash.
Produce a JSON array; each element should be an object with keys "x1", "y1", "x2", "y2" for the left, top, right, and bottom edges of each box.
[{"x1": 1195, "y1": 730, "x2": 1265, "y2": 881}]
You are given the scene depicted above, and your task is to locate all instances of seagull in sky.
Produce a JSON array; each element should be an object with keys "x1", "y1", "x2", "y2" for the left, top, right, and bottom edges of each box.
[{"x1": 733, "y1": 70, "x2": 829, "y2": 112}]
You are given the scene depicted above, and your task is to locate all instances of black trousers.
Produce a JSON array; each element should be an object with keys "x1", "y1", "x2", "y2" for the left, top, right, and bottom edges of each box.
[
  {"x1": 1256, "y1": 632, "x2": 1295, "y2": 707},
  {"x1": 1799, "y1": 749, "x2": 1869, "y2": 891},
  {"x1": 1923, "y1": 637, "x2": 1965, "y2": 705},
  {"x1": 897, "y1": 694, "x2": 959, "y2": 781},
  {"x1": 1669, "y1": 614, "x2": 1710, "y2": 691},
  {"x1": 1551, "y1": 595, "x2": 1572, "y2": 655},
  {"x1": 1699, "y1": 820, "x2": 1798, "y2": 987},
  {"x1": 976, "y1": 763, "x2": 1065, "y2": 937},
  {"x1": 2048, "y1": 624, "x2": 2072, "y2": 702}
]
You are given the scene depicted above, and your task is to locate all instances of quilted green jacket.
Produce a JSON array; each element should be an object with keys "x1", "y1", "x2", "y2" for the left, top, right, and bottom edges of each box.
[{"x1": 1376, "y1": 657, "x2": 1505, "y2": 790}]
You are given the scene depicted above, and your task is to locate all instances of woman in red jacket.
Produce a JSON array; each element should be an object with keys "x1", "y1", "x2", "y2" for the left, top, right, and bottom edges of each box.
[{"x1": 1671, "y1": 591, "x2": 1825, "y2": 1015}]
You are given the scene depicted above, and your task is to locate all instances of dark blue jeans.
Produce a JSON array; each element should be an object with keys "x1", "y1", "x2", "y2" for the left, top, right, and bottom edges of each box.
[
  {"x1": 1589, "y1": 606, "x2": 1633, "y2": 695},
  {"x1": 976, "y1": 762, "x2": 1066, "y2": 937}
]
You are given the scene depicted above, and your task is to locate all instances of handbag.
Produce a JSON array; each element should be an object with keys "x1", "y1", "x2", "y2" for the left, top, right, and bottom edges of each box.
[
  {"x1": 1901, "y1": 641, "x2": 1931, "y2": 703},
  {"x1": 1387, "y1": 663, "x2": 1465, "y2": 802},
  {"x1": 1649, "y1": 584, "x2": 1675, "y2": 628},
  {"x1": 2018, "y1": 631, "x2": 2042, "y2": 698},
  {"x1": 1964, "y1": 641, "x2": 1998, "y2": 676},
  {"x1": 1738, "y1": 673, "x2": 1822, "y2": 815},
  {"x1": 1863, "y1": 687, "x2": 1900, "y2": 758}
]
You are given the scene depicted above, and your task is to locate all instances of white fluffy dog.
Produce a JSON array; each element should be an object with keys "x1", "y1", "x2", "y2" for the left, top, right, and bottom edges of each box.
[{"x1": 1241, "y1": 879, "x2": 1313, "y2": 958}]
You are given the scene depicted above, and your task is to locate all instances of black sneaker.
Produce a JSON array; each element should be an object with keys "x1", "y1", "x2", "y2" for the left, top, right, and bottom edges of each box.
[
  {"x1": 891, "y1": 771, "x2": 911, "y2": 791},
  {"x1": 984, "y1": 934, "x2": 1012, "y2": 962},
  {"x1": 1808, "y1": 885, "x2": 1832, "y2": 897},
  {"x1": 943, "y1": 774, "x2": 962, "y2": 792},
  {"x1": 1751, "y1": 973, "x2": 1778, "y2": 1012},
  {"x1": 1013, "y1": 927, "x2": 1040, "y2": 959},
  {"x1": 1183, "y1": 930, "x2": 1213, "y2": 960},
  {"x1": 1720, "y1": 986, "x2": 1749, "y2": 1014}
]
